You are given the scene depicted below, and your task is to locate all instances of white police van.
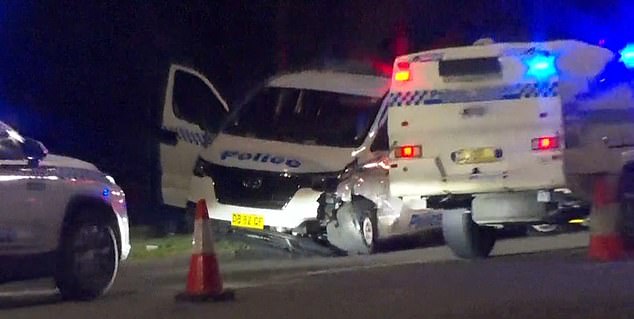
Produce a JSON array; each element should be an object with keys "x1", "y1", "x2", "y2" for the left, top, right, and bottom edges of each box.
[
  {"x1": 386, "y1": 39, "x2": 622, "y2": 258},
  {"x1": 159, "y1": 64, "x2": 441, "y2": 254},
  {"x1": 0, "y1": 121, "x2": 130, "y2": 300}
]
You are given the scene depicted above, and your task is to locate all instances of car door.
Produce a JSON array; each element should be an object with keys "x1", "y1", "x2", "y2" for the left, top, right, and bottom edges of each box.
[
  {"x1": 159, "y1": 64, "x2": 230, "y2": 208},
  {"x1": 0, "y1": 126, "x2": 50, "y2": 254}
]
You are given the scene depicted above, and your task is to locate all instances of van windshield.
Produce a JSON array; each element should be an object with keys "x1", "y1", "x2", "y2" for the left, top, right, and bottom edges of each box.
[{"x1": 223, "y1": 87, "x2": 382, "y2": 148}]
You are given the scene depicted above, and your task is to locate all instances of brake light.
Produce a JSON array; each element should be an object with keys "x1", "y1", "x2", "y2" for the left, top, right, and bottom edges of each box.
[
  {"x1": 532, "y1": 136, "x2": 560, "y2": 151},
  {"x1": 394, "y1": 61, "x2": 411, "y2": 82},
  {"x1": 395, "y1": 145, "x2": 422, "y2": 159}
]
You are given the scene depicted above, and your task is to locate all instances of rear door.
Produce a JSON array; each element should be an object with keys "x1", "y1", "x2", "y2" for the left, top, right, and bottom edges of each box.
[
  {"x1": 388, "y1": 44, "x2": 566, "y2": 197},
  {"x1": 159, "y1": 64, "x2": 229, "y2": 208}
]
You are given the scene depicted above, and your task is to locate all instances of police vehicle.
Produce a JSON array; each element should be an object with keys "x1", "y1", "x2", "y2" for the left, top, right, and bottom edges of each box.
[
  {"x1": 386, "y1": 39, "x2": 632, "y2": 258},
  {"x1": 159, "y1": 64, "x2": 441, "y2": 254},
  {"x1": 0, "y1": 121, "x2": 130, "y2": 300}
]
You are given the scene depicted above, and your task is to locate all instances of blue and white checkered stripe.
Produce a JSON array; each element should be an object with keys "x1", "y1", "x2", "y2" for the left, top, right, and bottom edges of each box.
[
  {"x1": 387, "y1": 82, "x2": 559, "y2": 107},
  {"x1": 163, "y1": 126, "x2": 210, "y2": 146}
]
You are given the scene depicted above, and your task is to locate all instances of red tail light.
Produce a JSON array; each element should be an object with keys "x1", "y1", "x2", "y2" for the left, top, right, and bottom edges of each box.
[
  {"x1": 395, "y1": 145, "x2": 422, "y2": 159},
  {"x1": 532, "y1": 136, "x2": 560, "y2": 151},
  {"x1": 394, "y1": 61, "x2": 411, "y2": 82}
]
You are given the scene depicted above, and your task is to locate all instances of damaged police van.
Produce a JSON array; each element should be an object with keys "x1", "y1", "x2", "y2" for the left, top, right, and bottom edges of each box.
[
  {"x1": 159, "y1": 64, "x2": 441, "y2": 254},
  {"x1": 385, "y1": 39, "x2": 625, "y2": 258}
]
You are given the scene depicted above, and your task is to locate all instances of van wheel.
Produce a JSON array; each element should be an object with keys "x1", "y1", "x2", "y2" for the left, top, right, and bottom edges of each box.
[
  {"x1": 326, "y1": 199, "x2": 378, "y2": 255},
  {"x1": 527, "y1": 224, "x2": 562, "y2": 236},
  {"x1": 55, "y1": 219, "x2": 119, "y2": 301},
  {"x1": 442, "y1": 210, "x2": 496, "y2": 259}
]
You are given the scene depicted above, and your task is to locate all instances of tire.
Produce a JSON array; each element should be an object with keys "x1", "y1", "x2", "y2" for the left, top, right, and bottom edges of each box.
[
  {"x1": 527, "y1": 224, "x2": 562, "y2": 236},
  {"x1": 326, "y1": 199, "x2": 378, "y2": 255},
  {"x1": 55, "y1": 219, "x2": 119, "y2": 301},
  {"x1": 442, "y1": 210, "x2": 496, "y2": 259}
]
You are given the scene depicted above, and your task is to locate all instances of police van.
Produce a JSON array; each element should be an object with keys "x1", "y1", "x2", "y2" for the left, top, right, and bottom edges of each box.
[
  {"x1": 159, "y1": 64, "x2": 441, "y2": 254},
  {"x1": 386, "y1": 39, "x2": 623, "y2": 258}
]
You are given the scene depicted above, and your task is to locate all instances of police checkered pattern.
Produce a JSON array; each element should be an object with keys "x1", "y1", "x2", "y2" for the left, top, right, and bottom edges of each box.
[
  {"x1": 163, "y1": 126, "x2": 209, "y2": 146},
  {"x1": 387, "y1": 82, "x2": 559, "y2": 107},
  {"x1": 517, "y1": 82, "x2": 559, "y2": 98}
]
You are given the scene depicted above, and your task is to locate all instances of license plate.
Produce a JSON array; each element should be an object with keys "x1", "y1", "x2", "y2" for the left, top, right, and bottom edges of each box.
[
  {"x1": 231, "y1": 213, "x2": 265, "y2": 230},
  {"x1": 452, "y1": 147, "x2": 500, "y2": 164}
]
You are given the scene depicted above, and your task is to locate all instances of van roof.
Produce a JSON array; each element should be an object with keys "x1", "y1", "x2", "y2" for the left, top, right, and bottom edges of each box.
[
  {"x1": 395, "y1": 40, "x2": 608, "y2": 61},
  {"x1": 268, "y1": 70, "x2": 389, "y2": 98}
]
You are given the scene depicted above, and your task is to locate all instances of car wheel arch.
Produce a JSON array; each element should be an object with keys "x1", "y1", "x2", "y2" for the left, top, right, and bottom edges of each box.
[{"x1": 61, "y1": 196, "x2": 121, "y2": 259}]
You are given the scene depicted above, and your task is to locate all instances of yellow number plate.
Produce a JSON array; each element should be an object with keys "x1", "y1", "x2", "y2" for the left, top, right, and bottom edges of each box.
[
  {"x1": 231, "y1": 213, "x2": 265, "y2": 230},
  {"x1": 453, "y1": 147, "x2": 499, "y2": 164}
]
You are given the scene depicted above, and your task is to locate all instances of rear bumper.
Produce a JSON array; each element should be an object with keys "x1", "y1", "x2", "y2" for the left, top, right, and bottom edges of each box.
[{"x1": 389, "y1": 157, "x2": 566, "y2": 198}]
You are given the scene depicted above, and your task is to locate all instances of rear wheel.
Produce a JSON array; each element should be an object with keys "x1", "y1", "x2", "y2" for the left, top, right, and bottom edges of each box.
[
  {"x1": 442, "y1": 210, "x2": 496, "y2": 259},
  {"x1": 55, "y1": 217, "x2": 119, "y2": 301},
  {"x1": 527, "y1": 224, "x2": 562, "y2": 236}
]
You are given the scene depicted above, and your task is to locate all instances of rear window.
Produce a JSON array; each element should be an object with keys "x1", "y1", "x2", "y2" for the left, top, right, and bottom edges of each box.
[{"x1": 439, "y1": 57, "x2": 502, "y2": 77}]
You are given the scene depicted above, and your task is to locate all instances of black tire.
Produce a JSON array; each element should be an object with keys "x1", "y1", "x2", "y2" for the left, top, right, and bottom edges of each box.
[
  {"x1": 442, "y1": 210, "x2": 496, "y2": 259},
  {"x1": 55, "y1": 219, "x2": 119, "y2": 301},
  {"x1": 328, "y1": 199, "x2": 378, "y2": 255},
  {"x1": 527, "y1": 224, "x2": 563, "y2": 237}
]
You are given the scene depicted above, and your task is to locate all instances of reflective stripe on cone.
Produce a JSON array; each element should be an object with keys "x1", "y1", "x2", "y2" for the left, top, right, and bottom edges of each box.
[{"x1": 588, "y1": 175, "x2": 624, "y2": 261}]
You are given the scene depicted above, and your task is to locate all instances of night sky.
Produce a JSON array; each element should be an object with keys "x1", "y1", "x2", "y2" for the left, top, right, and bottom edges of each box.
[{"x1": 0, "y1": 0, "x2": 627, "y2": 224}]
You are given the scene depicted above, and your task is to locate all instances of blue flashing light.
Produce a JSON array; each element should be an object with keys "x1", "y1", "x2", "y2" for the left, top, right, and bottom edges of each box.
[
  {"x1": 525, "y1": 54, "x2": 557, "y2": 80},
  {"x1": 102, "y1": 188, "x2": 110, "y2": 197},
  {"x1": 620, "y1": 44, "x2": 634, "y2": 69}
]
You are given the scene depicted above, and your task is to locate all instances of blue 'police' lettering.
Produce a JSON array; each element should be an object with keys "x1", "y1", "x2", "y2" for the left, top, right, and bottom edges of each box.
[{"x1": 220, "y1": 150, "x2": 302, "y2": 168}]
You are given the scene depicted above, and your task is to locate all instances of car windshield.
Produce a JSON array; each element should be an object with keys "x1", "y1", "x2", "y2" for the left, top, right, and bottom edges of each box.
[{"x1": 223, "y1": 87, "x2": 382, "y2": 148}]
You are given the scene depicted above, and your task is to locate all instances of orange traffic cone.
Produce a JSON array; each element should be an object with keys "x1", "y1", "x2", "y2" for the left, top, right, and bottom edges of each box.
[
  {"x1": 175, "y1": 199, "x2": 235, "y2": 302},
  {"x1": 588, "y1": 175, "x2": 625, "y2": 261}
]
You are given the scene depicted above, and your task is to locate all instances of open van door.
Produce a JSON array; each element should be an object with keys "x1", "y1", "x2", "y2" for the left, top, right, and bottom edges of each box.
[{"x1": 159, "y1": 64, "x2": 229, "y2": 208}]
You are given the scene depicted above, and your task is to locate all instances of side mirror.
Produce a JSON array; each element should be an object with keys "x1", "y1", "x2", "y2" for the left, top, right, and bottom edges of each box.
[{"x1": 23, "y1": 138, "x2": 48, "y2": 166}]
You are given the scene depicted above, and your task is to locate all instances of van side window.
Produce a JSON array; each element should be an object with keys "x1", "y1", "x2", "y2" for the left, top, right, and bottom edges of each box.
[
  {"x1": 0, "y1": 136, "x2": 24, "y2": 160},
  {"x1": 172, "y1": 71, "x2": 225, "y2": 132},
  {"x1": 370, "y1": 122, "x2": 389, "y2": 152}
]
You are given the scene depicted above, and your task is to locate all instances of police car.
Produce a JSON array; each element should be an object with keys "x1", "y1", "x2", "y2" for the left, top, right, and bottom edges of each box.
[
  {"x1": 0, "y1": 121, "x2": 130, "y2": 300},
  {"x1": 159, "y1": 64, "x2": 442, "y2": 254},
  {"x1": 386, "y1": 39, "x2": 622, "y2": 258}
]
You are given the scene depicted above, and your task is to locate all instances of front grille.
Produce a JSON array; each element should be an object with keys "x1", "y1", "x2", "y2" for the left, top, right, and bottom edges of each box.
[{"x1": 205, "y1": 162, "x2": 340, "y2": 210}]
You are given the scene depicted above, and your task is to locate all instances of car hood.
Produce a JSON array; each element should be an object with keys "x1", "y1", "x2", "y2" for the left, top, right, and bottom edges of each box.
[
  {"x1": 204, "y1": 134, "x2": 358, "y2": 173},
  {"x1": 41, "y1": 154, "x2": 100, "y2": 172}
]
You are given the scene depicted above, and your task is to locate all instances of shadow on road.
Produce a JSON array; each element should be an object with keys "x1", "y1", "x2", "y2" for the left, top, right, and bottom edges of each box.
[
  {"x1": 0, "y1": 291, "x2": 61, "y2": 309},
  {"x1": 375, "y1": 229, "x2": 446, "y2": 253},
  {"x1": 0, "y1": 286, "x2": 138, "y2": 310}
]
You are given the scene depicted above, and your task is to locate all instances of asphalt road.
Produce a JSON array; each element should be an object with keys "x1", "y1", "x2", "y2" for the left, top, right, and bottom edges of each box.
[{"x1": 3, "y1": 232, "x2": 634, "y2": 318}]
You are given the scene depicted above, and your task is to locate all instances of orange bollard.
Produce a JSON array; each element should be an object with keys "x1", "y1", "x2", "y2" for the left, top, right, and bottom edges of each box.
[
  {"x1": 175, "y1": 199, "x2": 235, "y2": 302},
  {"x1": 588, "y1": 175, "x2": 625, "y2": 261}
]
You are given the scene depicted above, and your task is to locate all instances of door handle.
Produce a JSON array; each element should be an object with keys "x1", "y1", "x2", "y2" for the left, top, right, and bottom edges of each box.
[{"x1": 461, "y1": 106, "x2": 486, "y2": 117}]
